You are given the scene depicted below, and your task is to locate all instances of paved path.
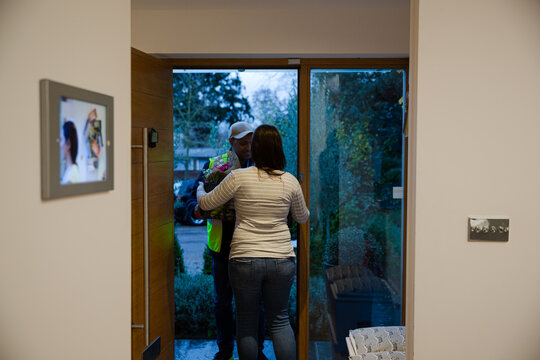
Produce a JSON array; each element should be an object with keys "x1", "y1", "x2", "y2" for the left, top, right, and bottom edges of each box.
[
  {"x1": 175, "y1": 339, "x2": 276, "y2": 360},
  {"x1": 175, "y1": 223, "x2": 207, "y2": 274},
  {"x1": 174, "y1": 339, "x2": 333, "y2": 360}
]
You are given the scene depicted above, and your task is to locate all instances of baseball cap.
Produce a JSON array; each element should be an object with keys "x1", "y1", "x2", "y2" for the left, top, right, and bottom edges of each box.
[{"x1": 229, "y1": 121, "x2": 254, "y2": 139}]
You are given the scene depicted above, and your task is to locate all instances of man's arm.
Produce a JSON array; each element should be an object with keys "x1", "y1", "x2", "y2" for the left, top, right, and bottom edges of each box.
[
  {"x1": 192, "y1": 161, "x2": 209, "y2": 219},
  {"x1": 197, "y1": 171, "x2": 237, "y2": 211}
]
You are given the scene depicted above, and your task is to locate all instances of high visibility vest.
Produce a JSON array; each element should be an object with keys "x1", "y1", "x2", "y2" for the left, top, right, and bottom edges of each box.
[{"x1": 206, "y1": 153, "x2": 229, "y2": 253}]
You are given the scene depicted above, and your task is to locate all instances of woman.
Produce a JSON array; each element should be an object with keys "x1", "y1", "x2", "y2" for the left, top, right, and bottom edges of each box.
[
  {"x1": 60, "y1": 120, "x2": 80, "y2": 184},
  {"x1": 197, "y1": 124, "x2": 309, "y2": 360}
]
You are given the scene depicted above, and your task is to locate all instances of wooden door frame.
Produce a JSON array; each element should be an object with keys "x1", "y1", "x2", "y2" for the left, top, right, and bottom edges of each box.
[{"x1": 166, "y1": 57, "x2": 409, "y2": 360}]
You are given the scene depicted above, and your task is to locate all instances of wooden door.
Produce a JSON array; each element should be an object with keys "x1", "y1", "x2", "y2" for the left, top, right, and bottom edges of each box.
[{"x1": 131, "y1": 48, "x2": 174, "y2": 360}]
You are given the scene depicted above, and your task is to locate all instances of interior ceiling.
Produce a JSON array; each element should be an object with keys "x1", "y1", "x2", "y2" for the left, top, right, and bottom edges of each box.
[{"x1": 132, "y1": 0, "x2": 407, "y2": 11}]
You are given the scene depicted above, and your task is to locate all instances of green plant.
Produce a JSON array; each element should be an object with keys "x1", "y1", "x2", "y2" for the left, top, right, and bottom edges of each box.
[
  {"x1": 173, "y1": 72, "x2": 252, "y2": 168},
  {"x1": 175, "y1": 273, "x2": 216, "y2": 338},
  {"x1": 202, "y1": 246, "x2": 212, "y2": 275},
  {"x1": 365, "y1": 211, "x2": 401, "y2": 283},
  {"x1": 287, "y1": 276, "x2": 328, "y2": 341},
  {"x1": 309, "y1": 276, "x2": 330, "y2": 341},
  {"x1": 174, "y1": 233, "x2": 186, "y2": 275},
  {"x1": 309, "y1": 230, "x2": 325, "y2": 276},
  {"x1": 323, "y1": 230, "x2": 339, "y2": 265},
  {"x1": 324, "y1": 226, "x2": 367, "y2": 266}
]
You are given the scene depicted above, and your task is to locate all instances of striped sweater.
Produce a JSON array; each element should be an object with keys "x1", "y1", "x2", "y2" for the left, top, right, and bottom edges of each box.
[{"x1": 197, "y1": 166, "x2": 309, "y2": 259}]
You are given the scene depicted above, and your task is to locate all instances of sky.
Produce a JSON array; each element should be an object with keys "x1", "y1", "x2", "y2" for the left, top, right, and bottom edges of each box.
[
  {"x1": 173, "y1": 68, "x2": 297, "y2": 104},
  {"x1": 172, "y1": 68, "x2": 297, "y2": 132},
  {"x1": 237, "y1": 69, "x2": 297, "y2": 103}
]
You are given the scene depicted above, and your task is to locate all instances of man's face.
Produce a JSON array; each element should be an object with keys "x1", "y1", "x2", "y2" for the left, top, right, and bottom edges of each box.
[{"x1": 230, "y1": 133, "x2": 253, "y2": 162}]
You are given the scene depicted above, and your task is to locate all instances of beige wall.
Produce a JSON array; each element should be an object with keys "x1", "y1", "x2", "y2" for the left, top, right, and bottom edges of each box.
[
  {"x1": 2, "y1": 0, "x2": 538, "y2": 358},
  {"x1": 409, "y1": 0, "x2": 540, "y2": 359},
  {"x1": 131, "y1": 4, "x2": 410, "y2": 56},
  {"x1": 0, "y1": 1, "x2": 131, "y2": 359}
]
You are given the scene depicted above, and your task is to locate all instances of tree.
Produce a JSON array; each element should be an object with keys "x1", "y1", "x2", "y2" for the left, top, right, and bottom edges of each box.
[
  {"x1": 250, "y1": 85, "x2": 298, "y2": 176},
  {"x1": 173, "y1": 72, "x2": 252, "y2": 170},
  {"x1": 309, "y1": 70, "x2": 405, "y2": 279}
]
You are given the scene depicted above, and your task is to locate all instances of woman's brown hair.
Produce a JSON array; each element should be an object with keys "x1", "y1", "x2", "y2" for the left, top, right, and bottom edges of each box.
[{"x1": 251, "y1": 124, "x2": 286, "y2": 175}]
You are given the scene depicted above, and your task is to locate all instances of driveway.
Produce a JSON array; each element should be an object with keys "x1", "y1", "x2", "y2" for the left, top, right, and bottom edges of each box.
[{"x1": 175, "y1": 223, "x2": 207, "y2": 274}]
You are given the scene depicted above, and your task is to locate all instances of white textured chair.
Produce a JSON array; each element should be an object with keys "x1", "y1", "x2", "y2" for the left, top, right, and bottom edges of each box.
[{"x1": 346, "y1": 326, "x2": 405, "y2": 360}]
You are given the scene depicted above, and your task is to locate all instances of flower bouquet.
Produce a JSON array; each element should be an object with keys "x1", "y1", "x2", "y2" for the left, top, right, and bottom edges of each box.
[{"x1": 199, "y1": 150, "x2": 240, "y2": 222}]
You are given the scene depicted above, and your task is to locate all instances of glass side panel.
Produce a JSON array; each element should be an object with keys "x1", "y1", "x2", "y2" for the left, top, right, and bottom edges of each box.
[{"x1": 308, "y1": 69, "x2": 405, "y2": 359}]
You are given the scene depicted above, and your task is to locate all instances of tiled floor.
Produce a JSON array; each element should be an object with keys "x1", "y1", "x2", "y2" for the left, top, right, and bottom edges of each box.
[{"x1": 174, "y1": 339, "x2": 335, "y2": 360}]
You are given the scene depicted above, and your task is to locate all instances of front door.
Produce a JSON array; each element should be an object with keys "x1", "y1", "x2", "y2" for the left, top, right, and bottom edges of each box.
[{"x1": 131, "y1": 48, "x2": 175, "y2": 360}]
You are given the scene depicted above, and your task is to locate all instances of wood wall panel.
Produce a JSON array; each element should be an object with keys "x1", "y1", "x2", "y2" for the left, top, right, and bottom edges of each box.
[
  {"x1": 132, "y1": 265, "x2": 144, "y2": 323},
  {"x1": 159, "y1": 344, "x2": 174, "y2": 360},
  {"x1": 149, "y1": 222, "x2": 174, "y2": 269},
  {"x1": 131, "y1": 190, "x2": 173, "y2": 237},
  {"x1": 132, "y1": 326, "x2": 145, "y2": 359},
  {"x1": 149, "y1": 194, "x2": 173, "y2": 231},
  {"x1": 132, "y1": 91, "x2": 172, "y2": 130},
  {"x1": 132, "y1": 128, "x2": 173, "y2": 164},
  {"x1": 150, "y1": 285, "x2": 175, "y2": 344},
  {"x1": 132, "y1": 162, "x2": 174, "y2": 201},
  {"x1": 132, "y1": 223, "x2": 174, "y2": 274},
  {"x1": 132, "y1": 232, "x2": 144, "y2": 277},
  {"x1": 131, "y1": 164, "x2": 143, "y2": 200},
  {"x1": 148, "y1": 227, "x2": 174, "y2": 295},
  {"x1": 132, "y1": 198, "x2": 143, "y2": 238},
  {"x1": 148, "y1": 162, "x2": 173, "y2": 197},
  {"x1": 132, "y1": 48, "x2": 172, "y2": 98}
]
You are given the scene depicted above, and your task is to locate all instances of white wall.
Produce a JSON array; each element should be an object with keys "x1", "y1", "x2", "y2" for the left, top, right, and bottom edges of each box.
[
  {"x1": 0, "y1": 1, "x2": 131, "y2": 359},
  {"x1": 131, "y1": 3, "x2": 410, "y2": 56},
  {"x1": 409, "y1": 0, "x2": 540, "y2": 358}
]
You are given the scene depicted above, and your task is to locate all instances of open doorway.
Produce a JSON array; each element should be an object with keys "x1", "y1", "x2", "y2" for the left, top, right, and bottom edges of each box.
[
  {"x1": 172, "y1": 68, "x2": 298, "y2": 360},
  {"x1": 168, "y1": 59, "x2": 408, "y2": 360}
]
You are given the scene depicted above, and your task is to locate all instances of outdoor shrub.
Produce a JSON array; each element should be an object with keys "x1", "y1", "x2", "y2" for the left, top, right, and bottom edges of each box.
[
  {"x1": 174, "y1": 233, "x2": 186, "y2": 275},
  {"x1": 365, "y1": 212, "x2": 401, "y2": 278},
  {"x1": 202, "y1": 246, "x2": 212, "y2": 275},
  {"x1": 366, "y1": 211, "x2": 401, "y2": 287},
  {"x1": 324, "y1": 226, "x2": 367, "y2": 266},
  {"x1": 309, "y1": 276, "x2": 329, "y2": 341},
  {"x1": 287, "y1": 276, "x2": 328, "y2": 341},
  {"x1": 310, "y1": 231, "x2": 325, "y2": 276},
  {"x1": 175, "y1": 273, "x2": 215, "y2": 339},
  {"x1": 323, "y1": 229, "x2": 338, "y2": 266}
]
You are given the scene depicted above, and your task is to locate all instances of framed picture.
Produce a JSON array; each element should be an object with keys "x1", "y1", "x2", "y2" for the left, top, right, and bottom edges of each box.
[{"x1": 40, "y1": 79, "x2": 114, "y2": 199}]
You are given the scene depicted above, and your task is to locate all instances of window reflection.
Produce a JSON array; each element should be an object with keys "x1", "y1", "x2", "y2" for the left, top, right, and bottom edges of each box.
[{"x1": 309, "y1": 69, "x2": 405, "y2": 359}]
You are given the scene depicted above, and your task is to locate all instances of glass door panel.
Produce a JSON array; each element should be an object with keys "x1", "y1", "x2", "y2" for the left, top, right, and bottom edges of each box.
[{"x1": 308, "y1": 69, "x2": 405, "y2": 359}]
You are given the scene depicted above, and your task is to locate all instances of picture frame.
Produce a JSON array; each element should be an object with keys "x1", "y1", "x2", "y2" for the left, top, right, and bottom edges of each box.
[{"x1": 40, "y1": 79, "x2": 114, "y2": 199}]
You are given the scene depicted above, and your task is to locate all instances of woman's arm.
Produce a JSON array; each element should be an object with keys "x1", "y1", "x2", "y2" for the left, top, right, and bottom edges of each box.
[
  {"x1": 290, "y1": 180, "x2": 310, "y2": 224},
  {"x1": 196, "y1": 171, "x2": 237, "y2": 211}
]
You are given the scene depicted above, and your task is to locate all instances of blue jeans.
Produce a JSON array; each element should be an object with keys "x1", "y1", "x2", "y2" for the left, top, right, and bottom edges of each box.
[
  {"x1": 211, "y1": 252, "x2": 266, "y2": 356},
  {"x1": 229, "y1": 257, "x2": 296, "y2": 360},
  {"x1": 212, "y1": 252, "x2": 235, "y2": 355}
]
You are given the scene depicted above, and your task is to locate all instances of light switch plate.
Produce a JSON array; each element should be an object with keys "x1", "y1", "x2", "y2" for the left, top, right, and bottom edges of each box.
[{"x1": 468, "y1": 217, "x2": 509, "y2": 242}]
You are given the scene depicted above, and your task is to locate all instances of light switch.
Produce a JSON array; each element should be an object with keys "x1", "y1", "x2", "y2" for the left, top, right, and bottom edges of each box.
[{"x1": 468, "y1": 217, "x2": 509, "y2": 242}]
